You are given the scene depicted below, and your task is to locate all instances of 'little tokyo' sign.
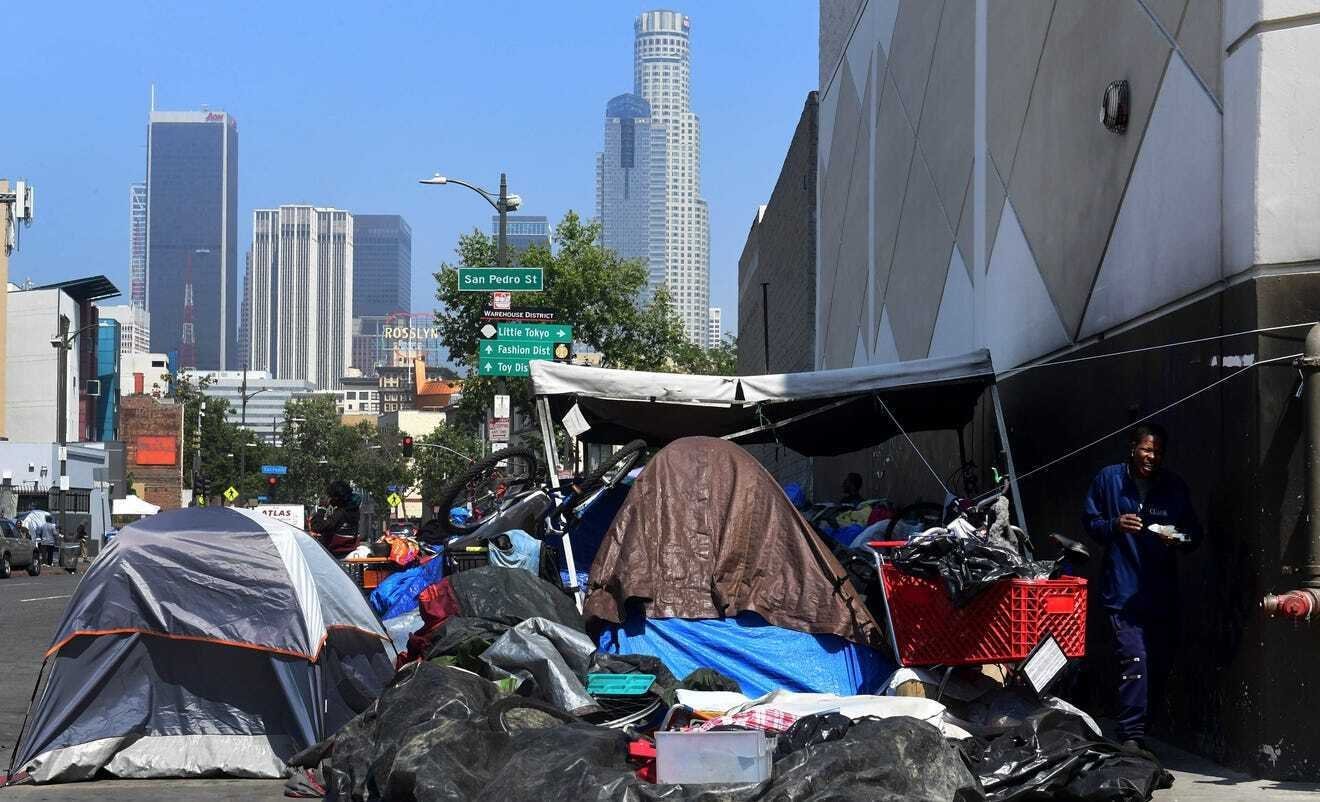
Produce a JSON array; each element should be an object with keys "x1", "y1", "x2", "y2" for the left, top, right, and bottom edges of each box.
[{"x1": 458, "y1": 267, "x2": 544, "y2": 292}]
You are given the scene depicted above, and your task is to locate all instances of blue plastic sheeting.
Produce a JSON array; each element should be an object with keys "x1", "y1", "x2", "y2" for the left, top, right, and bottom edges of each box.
[
  {"x1": 488, "y1": 529, "x2": 541, "y2": 574},
  {"x1": 562, "y1": 481, "x2": 631, "y2": 575},
  {"x1": 369, "y1": 556, "x2": 445, "y2": 620},
  {"x1": 597, "y1": 608, "x2": 893, "y2": 698},
  {"x1": 559, "y1": 570, "x2": 590, "y2": 590}
]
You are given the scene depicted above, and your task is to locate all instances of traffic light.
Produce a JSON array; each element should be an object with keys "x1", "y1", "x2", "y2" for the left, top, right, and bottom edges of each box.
[
  {"x1": 195, "y1": 474, "x2": 208, "y2": 498},
  {"x1": 401, "y1": 436, "x2": 414, "y2": 458},
  {"x1": 267, "y1": 475, "x2": 280, "y2": 501}
]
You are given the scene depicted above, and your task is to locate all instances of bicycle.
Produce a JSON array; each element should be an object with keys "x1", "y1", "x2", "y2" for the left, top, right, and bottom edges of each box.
[{"x1": 431, "y1": 440, "x2": 649, "y2": 598}]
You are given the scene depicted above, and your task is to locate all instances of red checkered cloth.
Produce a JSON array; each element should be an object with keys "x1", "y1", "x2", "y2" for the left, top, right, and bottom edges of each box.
[{"x1": 692, "y1": 708, "x2": 798, "y2": 734}]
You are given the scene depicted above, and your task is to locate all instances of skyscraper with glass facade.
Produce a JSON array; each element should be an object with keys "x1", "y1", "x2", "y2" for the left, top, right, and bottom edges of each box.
[
  {"x1": 490, "y1": 215, "x2": 551, "y2": 255},
  {"x1": 145, "y1": 109, "x2": 239, "y2": 370},
  {"x1": 597, "y1": 93, "x2": 667, "y2": 296},
  {"x1": 351, "y1": 214, "x2": 412, "y2": 318},
  {"x1": 633, "y1": 10, "x2": 710, "y2": 346}
]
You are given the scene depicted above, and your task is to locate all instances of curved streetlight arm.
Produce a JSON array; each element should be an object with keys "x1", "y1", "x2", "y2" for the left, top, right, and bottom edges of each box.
[{"x1": 421, "y1": 175, "x2": 501, "y2": 210}]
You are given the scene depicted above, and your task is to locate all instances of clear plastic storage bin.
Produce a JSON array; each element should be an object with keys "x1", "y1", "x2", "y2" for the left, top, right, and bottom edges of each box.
[{"x1": 654, "y1": 730, "x2": 774, "y2": 785}]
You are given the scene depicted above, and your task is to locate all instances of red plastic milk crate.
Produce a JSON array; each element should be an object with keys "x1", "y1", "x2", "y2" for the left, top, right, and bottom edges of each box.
[{"x1": 879, "y1": 564, "x2": 1087, "y2": 666}]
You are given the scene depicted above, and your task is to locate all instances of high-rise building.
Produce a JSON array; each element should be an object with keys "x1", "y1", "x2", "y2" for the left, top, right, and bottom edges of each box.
[
  {"x1": 98, "y1": 304, "x2": 151, "y2": 355},
  {"x1": 634, "y1": 10, "x2": 710, "y2": 345},
  {"x1": 145, "y1": 109, "x2": 238, "y2": 370},
  {"x1": 596, "y1": 93, "x2": 667, "y2": 294},
  {"x1": 248, "y1": 206, "x2": 354, "y2": 390},
  {"x1": 708, "y1": 307, "x2": 722, "y2": 347},
  {"x1": 129, "y1": 183, "x2": 147, "y2": 309},
  {"x1": 490, "y1": 215, "x2": 551, "y2": 255},
  {"x1": 351, "y1": 215, "x2": 411, "y2": 319},
  {"x1": 597, "y1": 12, "x2": 709, "y2": 345}
]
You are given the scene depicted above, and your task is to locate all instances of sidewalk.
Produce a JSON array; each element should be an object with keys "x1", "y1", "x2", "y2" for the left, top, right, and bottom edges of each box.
[{"x1": 1150, "y1": 739, "x2": 1320, "y2": 801}]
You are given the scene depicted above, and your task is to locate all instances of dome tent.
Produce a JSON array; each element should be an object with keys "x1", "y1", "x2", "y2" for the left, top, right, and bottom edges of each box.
[{"x1": 12, "y1": 507, "x2": 395, "y2": 783}]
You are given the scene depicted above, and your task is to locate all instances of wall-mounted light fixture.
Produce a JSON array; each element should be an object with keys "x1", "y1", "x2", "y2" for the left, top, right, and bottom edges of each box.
[{"x1": 1102, "y1": 80, "x2": 1130, "y2": 133}]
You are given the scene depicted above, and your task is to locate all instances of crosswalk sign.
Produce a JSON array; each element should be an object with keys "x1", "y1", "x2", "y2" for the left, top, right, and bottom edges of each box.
[
  {"x1": 386, "y1": 491, "x2": 402, "y2": 509},
  {"x1": 223, "y1": 485, "x2": 239, "y2": 503}
]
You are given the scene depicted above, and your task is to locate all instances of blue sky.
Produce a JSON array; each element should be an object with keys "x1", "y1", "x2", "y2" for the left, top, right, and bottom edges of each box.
[{"x1": 3, "y1": 1, "x2": 817, "y2": 337}]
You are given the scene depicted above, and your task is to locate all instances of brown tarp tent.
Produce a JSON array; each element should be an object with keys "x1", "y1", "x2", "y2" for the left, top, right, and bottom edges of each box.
[{"x1": 583, "y1": 437, "x2": 884, "y2": 648}]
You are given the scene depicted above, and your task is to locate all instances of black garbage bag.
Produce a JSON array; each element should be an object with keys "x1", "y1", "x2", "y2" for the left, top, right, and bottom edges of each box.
[
  {"x1": 774, "y1": 712, "x2": 854, "y2": 759},
  {"x1": 889, "y1": 533, "x2": 1054, "y2": 607},
  {"x1": 320, "y1": 661, "x2": 503, "y2": 801},
  {"x1": 449, "y1": 565, "x2": 585, "y2": 631},
  {"x1": 767, "y1": 717, "x2": 983, "y2": 802},
  {"x1": 961, "y1": 708, "x2": 1173, "y2": 802},
  {"x1": 424, "y1": 616, "x2": 513, "y2": 666}
]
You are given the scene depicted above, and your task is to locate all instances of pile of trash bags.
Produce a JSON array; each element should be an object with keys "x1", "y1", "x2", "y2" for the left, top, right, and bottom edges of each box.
[{"x1": 286, "y1": 565, "x2": 1172, "y2": 802}]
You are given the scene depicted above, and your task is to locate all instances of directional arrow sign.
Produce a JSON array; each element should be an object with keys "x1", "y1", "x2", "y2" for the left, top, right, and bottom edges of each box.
[
  {"x1": 480, "y1": 340, "x2": 557, "y2": 359},
  {"x1": 458, "y1": 267, "x2": 544, "y2": 292},
  {"x1": 478, "y1": 358, "x2": 534, "y2": 377},
  {"x1": 486, "y1": 322, "x2": 573, "y2": 341}
]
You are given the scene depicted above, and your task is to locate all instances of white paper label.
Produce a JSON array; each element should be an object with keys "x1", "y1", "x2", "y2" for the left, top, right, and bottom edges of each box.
[{"x1": 562, "y1": 403, "x2": 591, "y2": 439}]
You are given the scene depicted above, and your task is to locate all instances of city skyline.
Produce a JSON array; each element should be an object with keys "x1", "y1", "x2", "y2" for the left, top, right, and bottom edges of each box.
[{"x1": 2, "y1": 3, "x2": 815, "y2": 338}]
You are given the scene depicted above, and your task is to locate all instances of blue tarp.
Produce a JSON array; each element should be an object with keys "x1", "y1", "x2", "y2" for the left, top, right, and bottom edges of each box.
[
  {"x1": 596, "y1": 608, "x2": 893, "y2": 698},
  {"x1": 561, "y1": 481, "x2": 631, "y2": 576},
  {"x1": 368, "y1": 556, "x2": 445, "y2": 620},
  {"x1": 488, "y1": 529, "x2": 541, "y2": 575}
]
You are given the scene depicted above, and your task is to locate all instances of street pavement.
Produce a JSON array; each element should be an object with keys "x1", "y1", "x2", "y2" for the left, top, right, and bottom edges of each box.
[{"x1": 0, "y1": 568, "x2": 1315, "y2": 800}]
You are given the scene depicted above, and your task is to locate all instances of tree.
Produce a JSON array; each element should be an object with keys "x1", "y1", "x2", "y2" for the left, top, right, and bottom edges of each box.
[
  {"x1": 434, "y1": 212, "x2": 735, "y2": 435},
  {"x1": 413, "y1": 422, "x2": 483, "y2": 509},
  {"x1": 274, "y1": 396, "x2": 413, "y2": 511}
]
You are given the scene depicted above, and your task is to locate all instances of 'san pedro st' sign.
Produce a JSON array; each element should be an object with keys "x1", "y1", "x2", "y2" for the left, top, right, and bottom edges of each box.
[{"x1": 457, "y1": 267, "x2": 544, "y2": 292}]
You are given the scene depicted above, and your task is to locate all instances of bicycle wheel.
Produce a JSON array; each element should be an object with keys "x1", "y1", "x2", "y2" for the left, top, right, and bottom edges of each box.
[
  {"x1": 559, "y1": 440, "x2": 647, "y2": 519},
  {"x1": 435, "y1": 446, "x2": 542, "y2": 536}
]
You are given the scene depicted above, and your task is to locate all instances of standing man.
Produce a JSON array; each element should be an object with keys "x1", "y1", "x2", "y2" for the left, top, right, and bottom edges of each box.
[{"x1": 1082, "y1": 423, "x2": 1201, "y2": 750}]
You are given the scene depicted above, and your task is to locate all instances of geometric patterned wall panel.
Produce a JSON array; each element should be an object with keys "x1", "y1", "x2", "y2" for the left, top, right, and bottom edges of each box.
[
  {"x1": 985, "y1": 198, "x2": 1070, "y2": 369},
  {"x1": 1008, "y1": 0, "x2": 1172, "y2": 337},
  {"x1": 928, "y1": 246, "x2": 975, "y2": 358},
  {"x1": 1080, "y1": 52, "x2": 1221, "y2": 339}
]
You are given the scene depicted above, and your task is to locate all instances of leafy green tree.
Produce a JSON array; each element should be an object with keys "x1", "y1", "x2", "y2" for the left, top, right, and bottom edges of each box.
[
  {"x1": 273, "y1": 396, "x2": 413, "y2": 510},
  {"x1": 434, "y1": 212, "x2": 732, "y2": 434},
  {"x1": 413, "y1": 423, "x2": 484, "y2": 509}
]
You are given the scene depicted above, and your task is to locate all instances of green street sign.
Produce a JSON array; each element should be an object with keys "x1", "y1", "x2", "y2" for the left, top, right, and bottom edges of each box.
[
  {"x1": 458, "y1": 267, "x2": 544, "y2": 292},
  {"x1": 479, "y1": 340, "x2": 556, "y2": 359},
  {"x1": 491, "y1": 322, "x2": 573, "y2": 341},
  {"x1": 477, "y1": 357, "x2": 535, "y2": 377}
]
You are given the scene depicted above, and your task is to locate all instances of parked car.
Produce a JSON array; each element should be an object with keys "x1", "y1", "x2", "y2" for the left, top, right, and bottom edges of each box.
[{"x1": 0, "y1": 517, "x2": 41, "y2": 578}]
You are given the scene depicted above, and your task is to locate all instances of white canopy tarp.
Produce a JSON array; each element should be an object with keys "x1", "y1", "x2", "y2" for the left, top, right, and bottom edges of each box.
[
  {"x1": 112, "y1": 496, "x2": 160, "y2": 516},
  {"x1": 530, "y1": 350, "x2": 996, "y2": 457}
]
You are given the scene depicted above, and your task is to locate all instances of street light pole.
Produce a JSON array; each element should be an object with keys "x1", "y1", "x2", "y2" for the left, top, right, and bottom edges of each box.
[{"x1": 497, "y1": 172, "x2": 509, "y2": 268}]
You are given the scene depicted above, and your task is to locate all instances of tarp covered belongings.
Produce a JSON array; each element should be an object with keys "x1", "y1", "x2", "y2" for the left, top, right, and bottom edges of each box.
[
  {"x1": 403, "y1": 565, "x2": 584, "y2": 662},
  {"x1": 583, "y1": 437, "x2": 883, "y2": 649},
  {"x1": 291, "y1": 661, "x2": 985, "y2": 802},
  {"x1": 12, "y1": 507, "x2": 396, "y2": 783},
  {"x1": 597, "y1": 607, "x2": 893, "y2": 697}
]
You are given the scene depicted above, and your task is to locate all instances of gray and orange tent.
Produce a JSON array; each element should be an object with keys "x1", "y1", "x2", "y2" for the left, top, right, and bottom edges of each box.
[{"x1": 10, "y1": 507, "x2": 395, "y2": 783}]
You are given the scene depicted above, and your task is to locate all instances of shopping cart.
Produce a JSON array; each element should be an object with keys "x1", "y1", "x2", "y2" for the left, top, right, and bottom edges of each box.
[{"x1": 868, "y1": 540, "x2": 1087, "y2": 667}]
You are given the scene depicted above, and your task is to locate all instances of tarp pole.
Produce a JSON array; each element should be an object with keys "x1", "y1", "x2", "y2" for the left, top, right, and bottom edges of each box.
[
  {"x1": 990, "y1": 385, "x2": 1029, "y2": 537},
  {"x1": 537, "y1": 397, "x2": 584, "y2": 610}
]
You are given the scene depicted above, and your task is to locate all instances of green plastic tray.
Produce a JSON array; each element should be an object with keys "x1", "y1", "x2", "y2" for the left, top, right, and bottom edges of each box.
[{"x1": 586, "y1": 673, "x2": 656, "y2": 696}]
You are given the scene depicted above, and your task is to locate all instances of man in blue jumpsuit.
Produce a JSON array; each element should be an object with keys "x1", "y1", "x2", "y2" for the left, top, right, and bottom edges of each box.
[{"x1": 1083, "y1": 423, "x2": 1200, "y2": 750}]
